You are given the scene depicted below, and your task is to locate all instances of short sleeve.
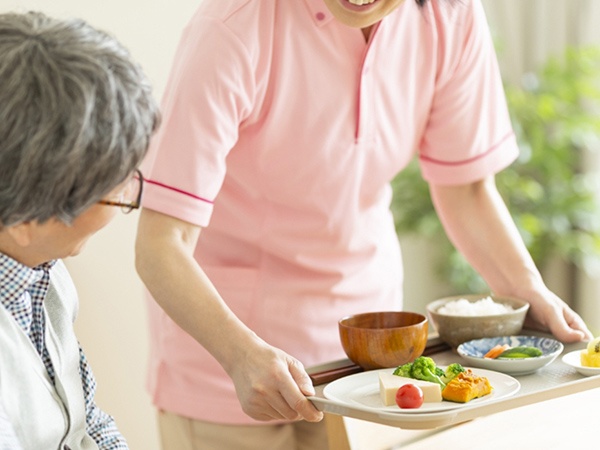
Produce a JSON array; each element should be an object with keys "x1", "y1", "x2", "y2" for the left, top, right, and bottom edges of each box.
[
  {"x1": 418, "y1": 0, "x2": 519, "y2": 185},
  {"x1": 141, "y1": 16, "x2": 255, "y2": 226}
]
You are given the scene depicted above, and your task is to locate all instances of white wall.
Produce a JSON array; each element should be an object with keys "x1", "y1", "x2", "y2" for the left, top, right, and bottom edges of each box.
[{"x1": 0, "y1": 1, "x2": 201, "y2": 448}]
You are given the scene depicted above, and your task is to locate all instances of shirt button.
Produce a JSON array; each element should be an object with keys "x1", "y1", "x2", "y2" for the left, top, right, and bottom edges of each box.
[{"x1": 316, "y1": 12, "x2": 326, "y2": 21}]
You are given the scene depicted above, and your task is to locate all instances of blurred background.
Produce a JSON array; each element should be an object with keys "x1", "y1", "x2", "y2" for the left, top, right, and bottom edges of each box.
[{"x1": 0, "y1": 1, "x2": 598, "y2": 448}]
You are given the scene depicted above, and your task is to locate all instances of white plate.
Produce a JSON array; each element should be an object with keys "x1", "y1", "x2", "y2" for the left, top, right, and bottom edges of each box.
[
  {"x1": 323, "y1": 367, "x2": 520, "y2": 414},
  {"x1": 562, "y1": 350, "x2": 600, "y2": 377},
  {"x1": 457, "y1": 336, "x2": 563, "y2": 376}
]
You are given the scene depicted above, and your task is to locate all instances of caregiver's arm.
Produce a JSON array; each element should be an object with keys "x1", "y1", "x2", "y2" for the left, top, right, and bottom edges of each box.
[
  {"x1": 134, "y1": 208, "x2": 323, "y2": 422},
  {"x1": 430, "y1": 176, "x2": 591, "y2": 343}
]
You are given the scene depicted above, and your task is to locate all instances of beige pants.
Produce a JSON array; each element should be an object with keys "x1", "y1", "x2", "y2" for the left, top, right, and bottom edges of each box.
[{"x1": 157, "y1": 410, "x2": 331, "y2": 450}]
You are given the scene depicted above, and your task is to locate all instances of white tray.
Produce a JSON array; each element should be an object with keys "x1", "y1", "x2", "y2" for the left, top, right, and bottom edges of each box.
[{"x1": 307, "y1": 336, "x2": 600, "y2": 430}]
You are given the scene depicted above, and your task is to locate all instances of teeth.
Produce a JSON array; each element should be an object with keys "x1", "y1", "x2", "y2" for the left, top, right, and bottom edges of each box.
[{"x1": 348, "y1": 0, "x2": 377, "y2": 5}]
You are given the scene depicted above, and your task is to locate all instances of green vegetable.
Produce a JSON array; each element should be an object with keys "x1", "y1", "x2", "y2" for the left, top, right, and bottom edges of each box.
[
  {"x1": 497, "y1": 346, "x2": 543, "y2": 359},
  {"x1": 441, "y1": 363, "x2": 466, "y2": 384},
  {"x1": 392, "y1": 362, "x2": 414, "y2": 378},
  {"x1": 410, "y1": 356, "x2": 446, "y2": 388},
  {"x1": 393, "y1": 358, "x2": 465, "y2": 389}
]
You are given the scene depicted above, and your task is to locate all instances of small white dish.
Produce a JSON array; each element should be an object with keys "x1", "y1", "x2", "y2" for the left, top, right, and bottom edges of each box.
[
  {"x1": 457, "y1": 335, "x2": 563, "y2": 376},
  {"x1": 562, "y1": 350, "x2": 600, "y2": 377}
]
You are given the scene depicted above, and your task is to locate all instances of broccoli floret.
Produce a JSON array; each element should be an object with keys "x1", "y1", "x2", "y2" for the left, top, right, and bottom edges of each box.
[
  {"x1": 393, "y1": 362, "x2": 413, "y2": 378},
  {"x1": 410, "y1": 356, "x2": 445, "y2": 387},
  {"x1": 442, "y1": 363, "x2": 466, "y2": 384},
  {"x1": 435, "y1": 366, "x2": 445, "y2": 378}
]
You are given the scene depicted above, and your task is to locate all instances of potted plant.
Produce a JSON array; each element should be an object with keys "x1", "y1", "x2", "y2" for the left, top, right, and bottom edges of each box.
[{"x1": 391, "y1": 46, "x2": 600, "y2": 298}]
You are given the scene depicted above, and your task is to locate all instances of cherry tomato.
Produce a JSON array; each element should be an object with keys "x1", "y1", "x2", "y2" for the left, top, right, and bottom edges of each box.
[{"x1": 395, "y1": 384, "x2": 424, "y2": 409}]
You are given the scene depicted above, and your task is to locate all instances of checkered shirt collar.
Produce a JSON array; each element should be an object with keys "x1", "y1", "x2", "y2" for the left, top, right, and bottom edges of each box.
[{"x1": 0, "y1": 253, "x2": 55, "y2": 310}]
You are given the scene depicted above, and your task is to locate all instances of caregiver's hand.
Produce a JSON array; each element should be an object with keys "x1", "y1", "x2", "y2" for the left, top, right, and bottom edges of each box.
[
  {"x1": 225, "y1": 335, "x2": 324, "y2": 422},
  {"x1": 519, "y1": 285, "x2": 592, "y2": 343}
]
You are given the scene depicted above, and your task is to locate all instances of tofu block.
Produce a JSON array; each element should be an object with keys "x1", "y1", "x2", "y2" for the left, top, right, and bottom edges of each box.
[{"x1": 379, "y1": 372, "x2": 442, "y2": 406}]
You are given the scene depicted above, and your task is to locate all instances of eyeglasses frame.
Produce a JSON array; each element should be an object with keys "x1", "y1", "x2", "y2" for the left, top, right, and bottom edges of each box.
[{"x1": 98, "y1": 169, "x2": 144, "y2": 214}]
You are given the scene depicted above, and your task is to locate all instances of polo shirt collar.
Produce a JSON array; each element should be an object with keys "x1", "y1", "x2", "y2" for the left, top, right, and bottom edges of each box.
[{"x1": 302, "y1": 0, "x2": 335, "y2": 27}]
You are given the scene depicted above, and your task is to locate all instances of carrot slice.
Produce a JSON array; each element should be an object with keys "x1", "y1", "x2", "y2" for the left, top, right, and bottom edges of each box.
[{"x1": 484, "y1": 344, "x2": 511, "y2": 359}]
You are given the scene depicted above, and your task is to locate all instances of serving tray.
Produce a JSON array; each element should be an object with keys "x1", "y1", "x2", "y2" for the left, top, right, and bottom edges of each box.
[{"x1": 307, "y1": 333, "x2": 600, "y2": 430}]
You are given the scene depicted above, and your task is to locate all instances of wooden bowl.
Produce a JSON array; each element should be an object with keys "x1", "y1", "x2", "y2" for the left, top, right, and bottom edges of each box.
[{"x1": 338, "y1": 311, "x2": 428, "y2": 370}]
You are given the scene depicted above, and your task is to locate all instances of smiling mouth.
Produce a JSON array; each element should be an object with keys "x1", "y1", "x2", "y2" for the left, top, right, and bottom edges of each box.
[{"x1": 347, "y1": 0, "x2": 378, "y2": 5}]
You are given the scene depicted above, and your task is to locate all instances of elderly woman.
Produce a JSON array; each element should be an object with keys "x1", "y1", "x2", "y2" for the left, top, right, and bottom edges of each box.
[{"x1": 0, "y1": 12, "x2": 159, "y2": 450}]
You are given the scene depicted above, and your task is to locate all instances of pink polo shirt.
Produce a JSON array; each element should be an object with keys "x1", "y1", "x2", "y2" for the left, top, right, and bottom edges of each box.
[{"x1": 142, "y1": 0, "x2": 518, "y2": 424}]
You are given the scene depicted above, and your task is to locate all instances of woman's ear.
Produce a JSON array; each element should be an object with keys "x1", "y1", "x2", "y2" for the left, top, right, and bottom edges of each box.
[{"x1": 5, "y1": 222, "x2": 34, "y2": 247}]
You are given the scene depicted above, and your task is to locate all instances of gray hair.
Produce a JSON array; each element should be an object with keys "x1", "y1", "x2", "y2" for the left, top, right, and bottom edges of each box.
[{"x1": 0, "y1": 11, "x2": 160, "y2": 226}]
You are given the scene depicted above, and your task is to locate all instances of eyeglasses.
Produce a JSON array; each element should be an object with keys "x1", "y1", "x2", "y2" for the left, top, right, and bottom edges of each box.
[{"x1": 98, "y1": 169, "x2": 144, "y2": 214}]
